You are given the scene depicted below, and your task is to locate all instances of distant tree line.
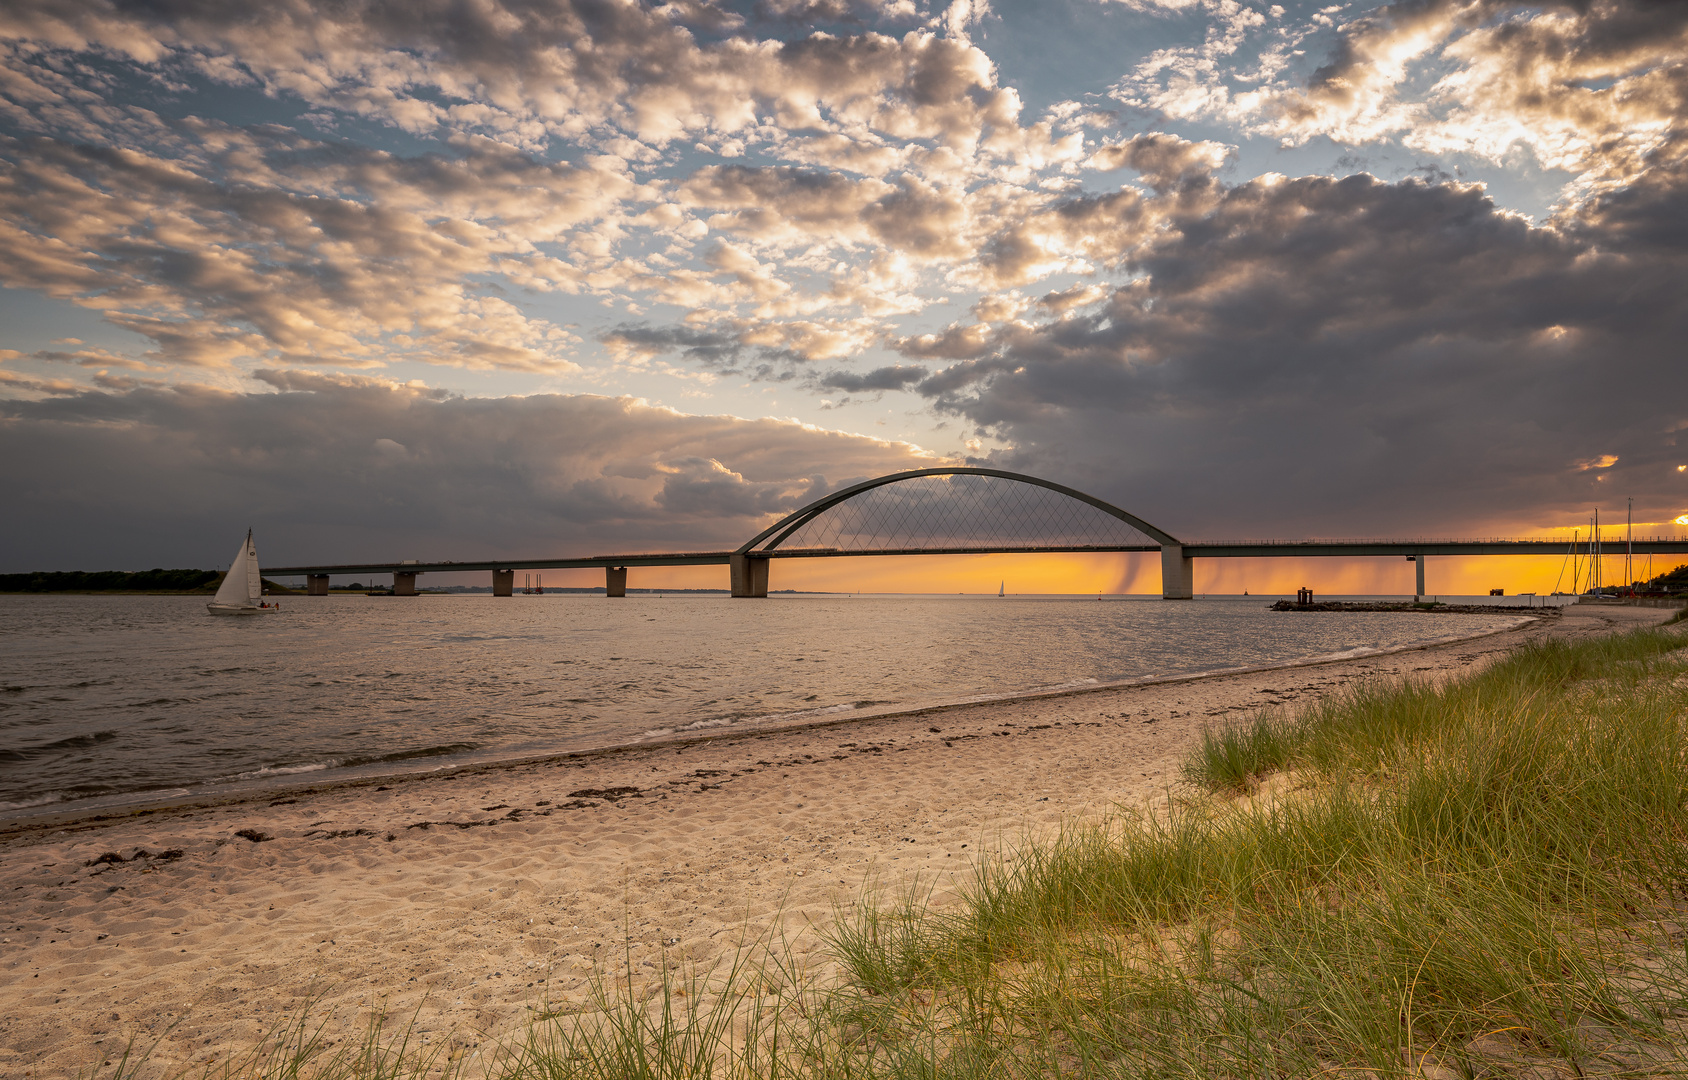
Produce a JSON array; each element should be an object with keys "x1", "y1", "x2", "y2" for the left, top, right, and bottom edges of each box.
[
  {"x1": 1641, "y1": 563, "x2": 1688, "y2": 594},
  {"x1": 0, "y1": 568, "x2": 221, "y2": 592}
]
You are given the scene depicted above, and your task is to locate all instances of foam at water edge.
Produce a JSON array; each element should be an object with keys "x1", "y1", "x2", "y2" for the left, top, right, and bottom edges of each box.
[{"x1": 231, "y1": 760, "x2": 342, "y2": 782}]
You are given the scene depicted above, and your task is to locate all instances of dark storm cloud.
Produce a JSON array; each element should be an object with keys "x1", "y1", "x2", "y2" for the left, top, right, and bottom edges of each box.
[
  {"x1": 0, "y1": 377, "x2": 931, "y2": 571},
  {"x1": 904, "y1": 163, "x2": 1688, "y2": 535}
]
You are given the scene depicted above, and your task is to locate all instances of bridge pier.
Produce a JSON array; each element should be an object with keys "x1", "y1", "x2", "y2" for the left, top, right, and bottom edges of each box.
[
  {"x1": 492, "y1": 569, "x2": 514, "y2": 597},
  {"x1": 1414, "y1": 554, "x2": 1427, "y2": 600},
  {"x1": 307, "y1": 574, "x2": 330, "y2": 596},
  {"x1": 394, "y1": 571, "x2": 418, "y2": 596},
  {"x1": 730, "y1": 554, "x2": 769, "y2": 598},
  {"x1": 1161, "y1": 545, "x2": 1194, "y2": 600},
  {"x1": 606, "y1": 566, "x2": 627, "y2": 597}
]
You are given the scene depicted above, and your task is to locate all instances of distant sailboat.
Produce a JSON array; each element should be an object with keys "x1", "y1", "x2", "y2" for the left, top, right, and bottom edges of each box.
[
  {"x1": 998, "y1": 580, "x2": 1005, "y2": 597},
  {"x1": 207, "y1": 529, "x2": 272, "y2": 615}
]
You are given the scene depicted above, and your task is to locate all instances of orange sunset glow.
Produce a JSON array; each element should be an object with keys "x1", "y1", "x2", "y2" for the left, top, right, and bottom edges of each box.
[{"x1": 512, "y1": 545, "x2": 1685, "y2": 598}]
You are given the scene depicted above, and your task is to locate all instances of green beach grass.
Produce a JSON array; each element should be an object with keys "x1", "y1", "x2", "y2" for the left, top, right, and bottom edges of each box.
[{"x1": 97, "y1": 617, "x2": 1688, "y2": 1079}]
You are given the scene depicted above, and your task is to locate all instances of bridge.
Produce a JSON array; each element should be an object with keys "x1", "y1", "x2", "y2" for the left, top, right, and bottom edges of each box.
[{"x1": 262, "y1": 467, "x2": 1688, "y2": 600}]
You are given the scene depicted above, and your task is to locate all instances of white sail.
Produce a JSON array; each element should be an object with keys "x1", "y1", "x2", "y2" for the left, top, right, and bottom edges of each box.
[{"x1": 211, "y1": 530, "x2": 260, "y2": 608}]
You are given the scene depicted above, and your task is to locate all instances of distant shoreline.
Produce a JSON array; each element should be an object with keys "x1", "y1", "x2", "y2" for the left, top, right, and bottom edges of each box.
[{"x1": 0, "y1": 589, "x2": 217, "y2": 596}]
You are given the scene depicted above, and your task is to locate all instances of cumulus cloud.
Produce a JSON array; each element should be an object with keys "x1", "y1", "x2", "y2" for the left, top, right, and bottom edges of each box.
[
  {"x1": 0, "y1": 126, "x2": 609, "y2": 372},
  {"x1": 1116, "y1": 1, "x2": 1688, "y2": 195},
  {"x1": 755, "y1": 0, "x2": 921, "y2": 25},
  {"x1": 0, "y1": 379, "x2": 937, "y2": 570},
  {"x1": 1085, "y1": 131, "x2": 1231, "y2": 192},
  {"x1": 0, "y1": 0, "x2": 1045, "y2": 165},
  {"x1": 0, "y1": 1, "x2": 1132, "y2": 385}
]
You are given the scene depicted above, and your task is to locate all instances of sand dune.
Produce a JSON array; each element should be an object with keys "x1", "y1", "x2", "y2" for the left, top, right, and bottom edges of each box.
[{"x1": 0, "y1": 604, "x2": 1667, "y2": 1078}]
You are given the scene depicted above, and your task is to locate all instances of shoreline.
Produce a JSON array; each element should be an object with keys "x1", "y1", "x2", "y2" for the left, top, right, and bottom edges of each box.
[
  {"x1": 0, "y1": 610, "x2": 1542, "y2": 835},
  {"x1": 0, "y1": 604, "x2": 1665, "y2": 1079}
]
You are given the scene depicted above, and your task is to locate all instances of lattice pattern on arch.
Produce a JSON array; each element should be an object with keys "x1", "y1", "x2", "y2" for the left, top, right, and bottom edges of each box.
[{"x1": 761, "y1": 473, "x2": 1160, "y2": 553}]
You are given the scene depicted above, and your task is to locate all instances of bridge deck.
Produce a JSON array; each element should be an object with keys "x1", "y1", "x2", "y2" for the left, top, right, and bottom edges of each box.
[
  {"x1": 262, "y1": 538, "x2": 1688, "y2": 578},
  {"x1": 262, "y1": 552, "x2": 735, "y2": 576}
]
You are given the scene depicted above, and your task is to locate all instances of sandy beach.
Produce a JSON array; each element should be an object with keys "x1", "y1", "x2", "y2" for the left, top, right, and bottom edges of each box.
[{"x1": 0, "y1": 603, "x2": 1671, "y2": 1078}]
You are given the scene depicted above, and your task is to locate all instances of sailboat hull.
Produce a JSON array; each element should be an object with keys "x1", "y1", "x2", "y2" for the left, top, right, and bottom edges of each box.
[{"x1": 206, "y1": 603, "x2": 267, "y2": 615}]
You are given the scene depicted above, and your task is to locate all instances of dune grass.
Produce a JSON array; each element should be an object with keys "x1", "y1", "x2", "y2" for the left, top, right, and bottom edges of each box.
[
  {"x1": 93, "y1": 620, "x2": 1688, "y2": 1079},
  {"x1": 811, "y1": 624, "x2": 1688, "y2": 1077}
]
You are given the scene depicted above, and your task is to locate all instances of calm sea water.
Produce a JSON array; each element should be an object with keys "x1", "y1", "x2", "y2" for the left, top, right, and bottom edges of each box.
[{"x1": 0, "y1": 594, "x2": 1522, "y2": 816}]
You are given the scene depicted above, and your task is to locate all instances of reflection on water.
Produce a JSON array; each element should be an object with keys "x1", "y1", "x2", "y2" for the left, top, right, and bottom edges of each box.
[{"x1": 0, "y1": 594, "x2": 1520, "y2": 814}]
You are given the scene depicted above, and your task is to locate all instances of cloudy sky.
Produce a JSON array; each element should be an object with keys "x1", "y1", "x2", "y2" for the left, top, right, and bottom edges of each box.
[{"x1": 2, "y1": 0, "x2": 1684, "y2": 592}]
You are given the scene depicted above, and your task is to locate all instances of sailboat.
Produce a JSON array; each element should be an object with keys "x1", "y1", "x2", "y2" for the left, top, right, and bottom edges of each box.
[
  {"x1": 207, "y1": 529, "x2": 273, "y2": 615},
  {"x1": 998, "y1": 580, "x2": 1005, "y2": 597}
]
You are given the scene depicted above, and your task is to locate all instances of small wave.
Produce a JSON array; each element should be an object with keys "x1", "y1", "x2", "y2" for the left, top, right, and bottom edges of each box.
[
  {"x1": 1, "y1": 785, "x2": 195, "y2": 816},
  {"x1": 229, "y1": 742, "x2": 481, "y2": 782},
  {"x1": 0, "y1": 729, "x2": 118, "y2": 764},
  {"x1": 102, "y1": 787, "x2": 191, "y2": 806},
  {"x1": 1299, "y1": 645, "x2": 1387, "y2": 664},
  {"x1": 638, "y1": 700, "x2": 885, "y2": 742},
  {"x1": 1028, "y1": 676, "x2": 1101, "y2": 693},
  {"x1": 233, "y1": 760, "x2": 340, "y2": 781},
  {"x1": 342, "y1": 742, "x2": 479, "y2": 767},
  {"x1": 0, "y1": 791, "x2": 68, "y2": 812}
]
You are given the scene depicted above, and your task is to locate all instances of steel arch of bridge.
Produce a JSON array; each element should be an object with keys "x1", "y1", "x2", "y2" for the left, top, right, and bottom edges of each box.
[
  {"x1": 726, "y1": 467, "x2": 1192, "y2": 597},
  {"x1": 736, "y1": 466, "x2": 1181, "y2": 553}
]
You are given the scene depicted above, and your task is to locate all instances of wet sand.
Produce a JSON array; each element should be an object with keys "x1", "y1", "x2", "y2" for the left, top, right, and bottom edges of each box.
[{"x1": 0, "y1": 604, "x2": 1670, "y2": 1078}]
